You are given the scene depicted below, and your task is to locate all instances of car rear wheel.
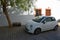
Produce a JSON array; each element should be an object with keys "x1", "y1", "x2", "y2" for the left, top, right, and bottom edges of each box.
[
  {"x1": 34, "y1": 28, "x2": 41, "y2": 35},
  {"x1": 53, "y1": 25, "x2": 58, "y2": 31}
]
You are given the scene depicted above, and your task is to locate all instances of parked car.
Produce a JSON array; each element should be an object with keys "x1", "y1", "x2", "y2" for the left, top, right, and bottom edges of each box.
[{"x1": 25, "y1": 16, "x2": 58, "y2": 34}]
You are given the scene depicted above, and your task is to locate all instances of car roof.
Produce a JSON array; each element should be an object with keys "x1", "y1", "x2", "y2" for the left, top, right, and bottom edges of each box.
[
  {"x1": 35, "y1": 16, "x2": 55, "y2": 19},
  {"x1": 42, "y1": 16, "x2": 54, "y2": 18}
]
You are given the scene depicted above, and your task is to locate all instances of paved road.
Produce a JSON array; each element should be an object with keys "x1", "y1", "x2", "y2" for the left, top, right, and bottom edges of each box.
[{"x1": 0, "y1": 26, "x2": 60, "y2": 40}]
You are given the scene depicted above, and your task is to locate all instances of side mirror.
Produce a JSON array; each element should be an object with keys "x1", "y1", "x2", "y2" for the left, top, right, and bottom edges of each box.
[{"x1": 42, "y1": 21, "x2": 46, "y2": 24}]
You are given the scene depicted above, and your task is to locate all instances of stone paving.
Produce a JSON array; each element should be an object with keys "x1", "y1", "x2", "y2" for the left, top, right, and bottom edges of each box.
[{"x1": 0, "y1": 26, "x2": 60, "y2": 40}]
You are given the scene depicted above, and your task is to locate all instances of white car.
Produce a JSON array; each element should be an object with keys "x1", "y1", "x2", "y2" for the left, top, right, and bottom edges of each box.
[{"x1": 25, "y1": 16, "x2": 58, "y2": 34}]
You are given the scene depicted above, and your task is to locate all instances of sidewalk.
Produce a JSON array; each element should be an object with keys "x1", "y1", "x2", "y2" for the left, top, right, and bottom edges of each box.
[
  {"x1": 0, "y1": 26, "x2": 60, "y2": 40},
  {"x1": 0, "y1": 26, "x2": 24, "y2": 40}
]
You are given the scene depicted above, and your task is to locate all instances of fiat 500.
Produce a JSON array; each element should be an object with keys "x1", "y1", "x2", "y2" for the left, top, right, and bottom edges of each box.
[{"x1": 25, "y1": 16, "x2": 58, "y2": 34}]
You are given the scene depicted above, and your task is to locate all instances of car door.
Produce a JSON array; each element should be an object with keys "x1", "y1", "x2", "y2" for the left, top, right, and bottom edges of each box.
[
  {"x1": 41, "y1": 17, "x2": 52, "y2": 31},
  {"x1": 50, "y1": 17, "x2": 57, "y2": 29}
]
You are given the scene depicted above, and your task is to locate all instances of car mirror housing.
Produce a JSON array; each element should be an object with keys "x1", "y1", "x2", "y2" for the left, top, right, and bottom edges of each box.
[
  {"x1": 42, "y1": 21, "x2": 46, "y2": 24},
  {"x1": 43, "y1": 22, "x2": 45, "y2": 24}
]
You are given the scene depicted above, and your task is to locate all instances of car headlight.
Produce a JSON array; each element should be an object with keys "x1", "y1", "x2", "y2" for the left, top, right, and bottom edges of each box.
[{"x1": 30, "y1": 25, "x2": 33, "y2": 30}]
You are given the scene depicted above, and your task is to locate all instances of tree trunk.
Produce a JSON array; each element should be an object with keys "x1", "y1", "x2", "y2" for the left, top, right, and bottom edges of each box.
[{"x1": 1, "y1": 0, "x2": 12, "y2": 28}]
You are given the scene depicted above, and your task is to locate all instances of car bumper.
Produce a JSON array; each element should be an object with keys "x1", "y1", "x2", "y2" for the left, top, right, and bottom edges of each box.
[
  {"x1": 24, "y1": 29, "x2": 33, "y2": 34},
  {"x1": 24, "y1": 26, "x2": 34, "y2": 34}
]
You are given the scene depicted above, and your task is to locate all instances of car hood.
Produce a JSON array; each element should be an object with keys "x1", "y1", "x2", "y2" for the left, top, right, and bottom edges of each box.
[{"x1": 25, "y1": 20, "x2": 42, "y2": 30}]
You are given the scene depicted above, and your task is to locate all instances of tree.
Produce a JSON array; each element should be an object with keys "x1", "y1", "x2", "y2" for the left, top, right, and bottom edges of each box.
[{"x1": 0, "y1": 0, "x2": 35, "y2": 28}]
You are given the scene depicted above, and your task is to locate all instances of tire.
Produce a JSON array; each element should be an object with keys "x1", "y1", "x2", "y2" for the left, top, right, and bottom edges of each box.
[
  {"x1": 53, "y1": 25, "x2": 58, "y2": 31},
  {"x1": 34, "y1": 28, "x2": 41, "y2": 35}
]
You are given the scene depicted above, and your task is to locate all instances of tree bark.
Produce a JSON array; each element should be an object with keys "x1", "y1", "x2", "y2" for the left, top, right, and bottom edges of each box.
[{"x1": 1, "y1": 0, "x2": 12, "y2": 28}]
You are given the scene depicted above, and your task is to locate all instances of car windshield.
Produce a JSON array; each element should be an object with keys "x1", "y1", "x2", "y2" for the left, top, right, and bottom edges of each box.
[{"x1": 32, "y1": 17, "x2": 45, "y2": 23}]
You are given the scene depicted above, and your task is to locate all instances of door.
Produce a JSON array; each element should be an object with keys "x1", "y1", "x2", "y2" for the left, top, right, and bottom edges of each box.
[{"x1": 41, "y1": 17, "x2": 52, "y2": 31}]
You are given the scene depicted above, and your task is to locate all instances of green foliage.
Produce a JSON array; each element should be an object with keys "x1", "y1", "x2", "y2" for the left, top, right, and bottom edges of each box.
[
  {"x1": 10, "y1": 0, "x2": 35, "y2": 11},
  {"x1": 0, "y1": 0, "x2": 36, "y2": 11},
  {"x1": 10, "y1": 0, "x2": 15, "y2": 7}
]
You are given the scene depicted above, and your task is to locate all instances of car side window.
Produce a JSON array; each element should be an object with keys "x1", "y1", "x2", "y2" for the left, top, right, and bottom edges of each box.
[
  {"x1": 44, "y1": 17, "x2": 52, "y2": 22},
  {"x1": 51, "y1": 17, "x2": 56, "y2": 21}
]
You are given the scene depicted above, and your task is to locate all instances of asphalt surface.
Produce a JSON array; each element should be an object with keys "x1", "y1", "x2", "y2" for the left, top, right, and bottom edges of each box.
[{"x1": 0, "y1": 26, "x2": 60, "y2": 40}]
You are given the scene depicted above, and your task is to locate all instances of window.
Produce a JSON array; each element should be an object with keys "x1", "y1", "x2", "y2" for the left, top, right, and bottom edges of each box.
[
  {"x1": 51, "y1": 17, "x2": 56, "y2": 21},
  {"x1": 32, "y1": 17, "x2": 45, "y2": 23},
  {"x1": 43, "y1": 17, "x2": 56, "y2": 22},
  {"x1": 35, "y1": 10, "x2": 39, "y2": 16},
  {"x1": 44, "y1": 17, "x2": 52, "y2": 22}
]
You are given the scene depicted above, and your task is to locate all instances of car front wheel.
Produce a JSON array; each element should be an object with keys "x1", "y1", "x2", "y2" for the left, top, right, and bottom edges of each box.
[
  {"x1": 53, "y1": 25, "x2": 58, "y2": 31},
  {"x1": 34, "y1": 28, "x2": 41, "y2": 35}
]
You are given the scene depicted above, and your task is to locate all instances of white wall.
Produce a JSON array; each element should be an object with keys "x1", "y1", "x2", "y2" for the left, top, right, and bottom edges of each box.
[
  {"x1": 0, "y1": 7, "x2": 35, "y2": 26},
  {"x1": 34, "y1": 0, "x2": 60, "y2": 20},
  {"x1": 10, "y1": 15, "x2": 35, "y2": 25},
  {"x1": 0, "y1": 14, "x2": 35, "y2": 26}
]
